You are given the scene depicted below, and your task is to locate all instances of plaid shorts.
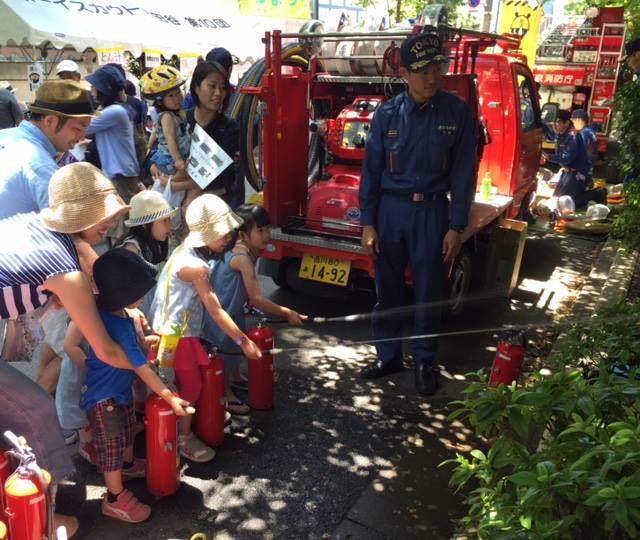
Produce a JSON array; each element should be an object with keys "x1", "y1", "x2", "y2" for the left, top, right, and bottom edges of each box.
[{"x1": 87, "y1": 399, "x2": 135, "y2": 473}]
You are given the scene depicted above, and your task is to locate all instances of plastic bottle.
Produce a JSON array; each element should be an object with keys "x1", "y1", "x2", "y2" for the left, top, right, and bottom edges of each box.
[{"x1": 481, "y1": 171, "x2": 492, "y2": 200}]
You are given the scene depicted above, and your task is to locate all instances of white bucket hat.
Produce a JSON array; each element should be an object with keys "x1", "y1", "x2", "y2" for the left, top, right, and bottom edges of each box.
[
  {"x1": 184, "y1": 194, "x2": 243, "y2": 248},
  {"x1": 124, "y1": 190, "x2": 178, "y2": 227}
]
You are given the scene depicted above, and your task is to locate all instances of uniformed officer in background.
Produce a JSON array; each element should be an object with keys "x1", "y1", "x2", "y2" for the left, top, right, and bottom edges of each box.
[{"x1": 359, "y1": 32, "x2": 476, "y2": 396}]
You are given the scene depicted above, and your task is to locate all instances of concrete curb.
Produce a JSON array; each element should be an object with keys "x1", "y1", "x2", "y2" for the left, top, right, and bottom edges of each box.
[{"x1": 550, "y1": 237, "x2": 639, "y2": 357}]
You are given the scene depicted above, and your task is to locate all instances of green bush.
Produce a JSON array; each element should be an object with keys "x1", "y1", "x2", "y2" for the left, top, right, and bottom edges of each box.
[{"x1": 445, "y1": 302, "x2": 640, "y2": 539}]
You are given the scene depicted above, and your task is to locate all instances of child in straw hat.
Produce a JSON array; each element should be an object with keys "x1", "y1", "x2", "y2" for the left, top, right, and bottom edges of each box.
[
  {"x1": 149, "y1": 194, "x2": 262, "y2": 463},
  {"x1": 70, "y1": 248, "x2": 191, "y2": 523}
]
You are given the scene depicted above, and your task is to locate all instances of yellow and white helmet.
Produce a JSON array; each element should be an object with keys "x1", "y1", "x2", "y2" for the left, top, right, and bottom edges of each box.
[{"x1": 139, "y1": 65, "x2": 185, "y2": 99}]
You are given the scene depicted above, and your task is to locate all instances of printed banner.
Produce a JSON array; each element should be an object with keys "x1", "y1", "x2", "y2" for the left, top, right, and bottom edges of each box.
[
  {"x1": 238, "y1": 0, "x2": 310, "y2": 20},
  {"x1": 188, "y1": 124, "x2": 233, "y2": 190}
]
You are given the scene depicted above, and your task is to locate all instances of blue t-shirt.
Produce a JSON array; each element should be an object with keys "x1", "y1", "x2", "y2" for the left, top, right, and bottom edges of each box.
[
  {"x1": 85, "y1": 103, "x2": 139, "y2": 179},
  {"x1": 80, "y1": 311, "x2": 147, "y2": 410}
]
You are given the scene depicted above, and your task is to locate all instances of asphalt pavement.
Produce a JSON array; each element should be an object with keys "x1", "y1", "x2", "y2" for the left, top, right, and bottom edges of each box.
[{"x1": 22, "y1": 225, "x2": 603, "y2": 539}]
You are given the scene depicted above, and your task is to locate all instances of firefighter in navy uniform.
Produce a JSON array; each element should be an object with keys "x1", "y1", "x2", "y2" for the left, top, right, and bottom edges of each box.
[{"x1": 359, "y1": 33, "x2": 476, "y2": 396}]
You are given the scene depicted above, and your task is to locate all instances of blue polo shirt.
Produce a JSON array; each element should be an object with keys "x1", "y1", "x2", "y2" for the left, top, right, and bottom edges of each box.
[
  {"x1": 0, "y1": 122, "x2": 58, "y2": 219},
  {"x1": 80, "y1": 311, "x2": 148, "y2": 410},
  {"x1": 359, "y1": 90, "x2": 476, "y2": 230}
]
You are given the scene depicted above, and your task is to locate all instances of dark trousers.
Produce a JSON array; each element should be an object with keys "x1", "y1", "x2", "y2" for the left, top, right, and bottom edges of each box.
[{"x1": 372, "y1": 194, "x2": 448, "y2": 368}]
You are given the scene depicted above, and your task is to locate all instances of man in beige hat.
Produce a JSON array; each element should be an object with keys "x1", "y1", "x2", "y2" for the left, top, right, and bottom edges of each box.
[
  {"x1": 0, "y1": 80, "x2": 23, "y2": 130},
  {"x1": 0, "y1": 79, "x2": 96, "y2": 219}
]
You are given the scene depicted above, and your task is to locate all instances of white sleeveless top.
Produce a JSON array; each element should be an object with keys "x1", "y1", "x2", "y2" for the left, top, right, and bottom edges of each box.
[{"x1": 149, "y1": 245, "x2": 210, "y2": 337}]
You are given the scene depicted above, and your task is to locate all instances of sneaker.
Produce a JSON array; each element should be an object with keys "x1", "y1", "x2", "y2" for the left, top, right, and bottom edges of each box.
[
  {"x1": 122, "y1": 458, "x2": 146, "y2": 480},
  {"x1": 63, "y1": 429, "x2": 78, "y2": 446},
  {"x1": 78, "y1": 441, "x2": 97, "y2": 465},
  {"x1": 101, "y1": 489, "x2": 151, "y2": 523},
  {"x1": 179, "y1": 433, "x2": 215, "y2": 463}
]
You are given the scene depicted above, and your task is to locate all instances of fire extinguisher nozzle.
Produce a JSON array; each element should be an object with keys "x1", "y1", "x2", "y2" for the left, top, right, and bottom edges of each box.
[{"x1": 268, "y1": 348, "x2": 283, "y2": 355}]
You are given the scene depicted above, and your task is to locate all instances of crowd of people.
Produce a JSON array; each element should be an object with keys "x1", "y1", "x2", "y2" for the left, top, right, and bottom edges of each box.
[{"x1": 0, "y1": 48, "x2": 304, "y2": 533}]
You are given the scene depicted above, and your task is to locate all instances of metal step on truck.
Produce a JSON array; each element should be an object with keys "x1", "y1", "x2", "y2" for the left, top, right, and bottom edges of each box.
[{"x1": 231, "y1": 16, "x2": 543, "y2": 314}]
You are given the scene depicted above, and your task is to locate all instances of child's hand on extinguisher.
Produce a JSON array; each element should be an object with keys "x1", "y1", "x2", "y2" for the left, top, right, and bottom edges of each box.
[
  {"x1": 170, "y1": 395, "x2": 194, "y2": 416},
  {"x1": 238, "y1": 335, "x2": 262, "y2": 359}
]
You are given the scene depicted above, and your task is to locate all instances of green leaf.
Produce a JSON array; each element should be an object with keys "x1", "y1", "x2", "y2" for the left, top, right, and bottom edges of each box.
[
  {"x1": 615, "y1": 500, "x2": 630, "y2": 529},
  {"x1": 509, "y1": 471, "x2": 540, "y2": 487},
  {"x1": 623, "y1": 487, "x2": 640, "y2": 499},
  {"x1": 576, "y1": 395, "x2": 596, "y2": 417},
  {"x1": 520, "y1": 513, "x2": 533, "y2": 530},
  {"x1": 599, "y1": 487, "x2": 618, "y2": 499},
  {"x1": 584, "y1": 493, "x2": 605, "y2": 506},
  {"x1": 508, "y1": 408, "x2": 529, "y2": 440},
  {"x1": 470, "y1": 449, "x2": 487, "y2": 461}
]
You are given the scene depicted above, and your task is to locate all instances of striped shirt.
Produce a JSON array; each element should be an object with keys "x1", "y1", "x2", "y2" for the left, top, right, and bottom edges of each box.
[{"x1": 0, "y1": 213, "x2": 80, "y2": 319}]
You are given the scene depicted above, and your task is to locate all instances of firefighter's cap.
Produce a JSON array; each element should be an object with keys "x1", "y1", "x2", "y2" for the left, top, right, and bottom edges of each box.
[{"x1": 400, "y1": 33, "x2": 447, "y2": 73}]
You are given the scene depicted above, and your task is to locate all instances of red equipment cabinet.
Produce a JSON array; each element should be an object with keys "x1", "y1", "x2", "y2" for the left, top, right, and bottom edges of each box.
[
  {"x1": 243, "y1": 23, "x2": 541, "y2": 311},
  {"x1": 145, "y1": 394, "x2": 179, "y2": 497}
]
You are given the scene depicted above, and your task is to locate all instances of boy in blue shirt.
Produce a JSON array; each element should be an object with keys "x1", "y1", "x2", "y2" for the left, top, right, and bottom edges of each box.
[{"x1": 73, "y1": 248, "x2": 191, "y2": 523}]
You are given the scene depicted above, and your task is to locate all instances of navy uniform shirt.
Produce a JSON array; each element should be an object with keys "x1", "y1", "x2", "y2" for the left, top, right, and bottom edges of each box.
[
  {"x1": 359, "y1": 89, "x2": 476, "y2": 230},
  {"x1": 545, "y1": 129, "x2": 591, "y2": 175}
]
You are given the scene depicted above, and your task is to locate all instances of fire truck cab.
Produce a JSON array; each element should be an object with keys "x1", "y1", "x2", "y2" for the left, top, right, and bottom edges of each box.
[{"x1": 241, "y1": 23, "x2": 542, "y2": 312}]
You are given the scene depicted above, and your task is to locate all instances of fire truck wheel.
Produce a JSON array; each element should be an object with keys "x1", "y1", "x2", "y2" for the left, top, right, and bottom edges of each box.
[
  {"x1": 273, "y1": 261, "x2": 292, "y2": 291},
  {"x1": 445, "y1": 247, "x2": 472, "y2": 317}
]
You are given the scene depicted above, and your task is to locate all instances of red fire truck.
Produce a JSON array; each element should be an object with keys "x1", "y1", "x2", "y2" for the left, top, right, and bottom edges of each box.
[
  {"x1": 534, "y1": 6, "x2": 626, "y2": 155},
  {"x1": 232, "y1": 22, "x2": 543, "y2": 312}
]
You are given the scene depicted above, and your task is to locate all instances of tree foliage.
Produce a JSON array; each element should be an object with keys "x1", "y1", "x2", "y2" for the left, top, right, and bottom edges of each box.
[{"x1": 355, "y1": 0, "x2": 465, "y2": 26}]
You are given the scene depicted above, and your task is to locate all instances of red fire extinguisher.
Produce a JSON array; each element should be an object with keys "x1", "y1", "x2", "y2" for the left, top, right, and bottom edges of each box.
[
  {"x1": 489, "y1": 331, "x2": 526, "y2": 387},
  {"x1": 246, "y1": 320, "x2": 275, "y2": 410},
  {"x1": 0, "y1": 452, "x2": 12, "y2": 525},
  {"x1": 195, "y1": 353, "x2": 225, "y2": 448},
  {"x1": 145, "y1": 394, "x2": 180, "y2": 497},
  {"x1": 2, "y1": 430, "x2": 54, "y2": 540}
]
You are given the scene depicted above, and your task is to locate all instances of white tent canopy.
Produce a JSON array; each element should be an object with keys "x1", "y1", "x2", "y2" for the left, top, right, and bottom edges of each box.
[{"x1": 0, "y1": 0, "x2": 300, "y2": 62}]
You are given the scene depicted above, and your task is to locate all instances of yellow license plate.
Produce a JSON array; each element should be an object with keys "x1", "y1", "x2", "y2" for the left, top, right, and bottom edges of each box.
[{"x1": 299, "y1": 254, "x2": 351, "y2": 287}]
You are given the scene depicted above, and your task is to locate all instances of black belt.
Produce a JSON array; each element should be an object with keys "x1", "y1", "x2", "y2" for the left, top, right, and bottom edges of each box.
[{"x1": 382, "y1": 191, "x2": 446, "y2": 202}]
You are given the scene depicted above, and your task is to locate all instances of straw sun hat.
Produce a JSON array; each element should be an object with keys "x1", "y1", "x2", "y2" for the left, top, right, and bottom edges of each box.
[
  {"x1": 184, "y1": 194, "x2": 243, "y2": 248},
  {"x1": 40, "y1": 162, "x2": 130, "y2": 234},
  {"x1": 124, "y1": 190, "x2": 178, "y2": 227}
]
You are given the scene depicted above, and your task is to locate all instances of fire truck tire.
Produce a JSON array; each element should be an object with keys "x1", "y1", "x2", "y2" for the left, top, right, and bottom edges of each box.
[{"x1": 445, "y1": 246, "x2": 472, "y2": 317}]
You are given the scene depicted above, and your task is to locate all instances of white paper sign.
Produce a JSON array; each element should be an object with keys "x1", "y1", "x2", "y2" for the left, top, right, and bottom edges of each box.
[
  {"x1": 98, "y1": 50, "x2": 125, "y2": 66},
  {"x1": 187, "y1": 124, "x2": 233, "y2": 190},
  {"x1": 27, "y1": 63, "x2": 44, "y2": 92}
]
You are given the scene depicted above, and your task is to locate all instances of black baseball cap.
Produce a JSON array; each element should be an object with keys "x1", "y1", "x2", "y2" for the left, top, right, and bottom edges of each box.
[
  {"x1": 400, "y1": 33, "x2": 447, "y2": 73},
  {"x1": 556, "y1": 109, "x2": 571, "y2": 122},
  {"x1": 205, "y1": 47, "x2": 233, "y2": 71}
]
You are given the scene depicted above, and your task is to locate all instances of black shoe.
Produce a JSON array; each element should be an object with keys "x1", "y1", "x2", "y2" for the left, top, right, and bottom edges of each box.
[
  {"x1": 360, "y1": 358, "x2": 404, "y2": 380},
  {"x1": 415, "y1": 364, "x2": 438, "y2": 396}
]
